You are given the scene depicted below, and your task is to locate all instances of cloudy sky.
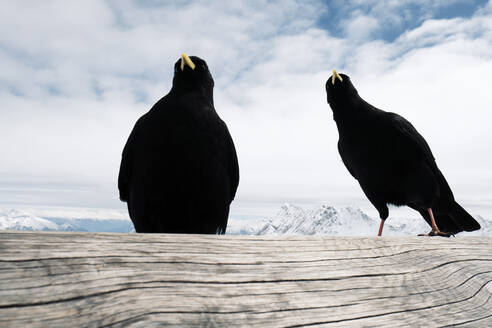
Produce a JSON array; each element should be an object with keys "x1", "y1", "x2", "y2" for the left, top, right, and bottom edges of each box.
[{"x1": 1, "y1": 0, "x2": 491, "y2": 211}]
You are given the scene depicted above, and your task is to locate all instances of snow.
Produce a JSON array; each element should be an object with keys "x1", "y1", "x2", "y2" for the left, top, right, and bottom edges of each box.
[
  {"x1": 14, "y1": 206, "x2": 130, "y2": 221},
  {"x1": 227, "y1": 203, "x2": 492, "y2": 237},
  {"x1": 0, "y1": 207, "x2": 133, "y2": 232},
  {"x1": 0, "y1": 209, "x2": 62, "y2": 231},
  {"x1": 1, "y1": 204, "x2": 491, "y2": 236}
]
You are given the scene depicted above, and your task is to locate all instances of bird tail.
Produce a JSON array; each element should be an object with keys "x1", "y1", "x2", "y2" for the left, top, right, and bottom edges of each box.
[{"x1": 447, "y1": 201, "x2": 481, "y2": 232}]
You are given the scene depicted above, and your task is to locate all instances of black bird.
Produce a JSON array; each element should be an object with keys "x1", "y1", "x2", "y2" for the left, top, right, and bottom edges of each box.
[
  {"x1": 326, "y1": 70, "x2": 480, "y2": 237},
  {"x1": 118, "y1": 53, "x2": 239, "y2": 234}
]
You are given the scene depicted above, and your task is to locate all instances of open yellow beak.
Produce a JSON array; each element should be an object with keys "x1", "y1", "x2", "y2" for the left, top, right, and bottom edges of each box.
[
  {"x1": 331, "y1": 69, "x2": 343, "y2": 85},
  {"x1": 180, "y1": 53, "x2": 196, "y2": 71}
]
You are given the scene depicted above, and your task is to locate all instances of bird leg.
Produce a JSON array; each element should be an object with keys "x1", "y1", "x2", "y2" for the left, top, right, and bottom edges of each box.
[
  {"x1": 428, "y1": 208, "x2": 439, "y2": 232},
  {"x1": 378, "y1": 219, "x2": 385, "y2": 237},
  {"x1": 418, "y1": 208, "x2": 451, "y2": 237}
]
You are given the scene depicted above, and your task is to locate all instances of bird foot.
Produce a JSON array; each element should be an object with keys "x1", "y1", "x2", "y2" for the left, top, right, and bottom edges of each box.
[{"x1": 418, "y1": 230, "x2": 452, "y2": 237}]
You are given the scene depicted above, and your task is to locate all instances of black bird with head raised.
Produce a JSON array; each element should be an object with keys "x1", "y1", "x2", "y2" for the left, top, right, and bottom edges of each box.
[
  {"x1": 118, "y1": 53, "x2": 239, "y2": 234},
  {"x1": 326, "y1": 70, "x2": 480, "y2": 237}
]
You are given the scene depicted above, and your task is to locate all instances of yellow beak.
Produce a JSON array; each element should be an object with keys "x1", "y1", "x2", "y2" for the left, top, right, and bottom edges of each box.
[
  {"x1": 180, "y1": 53, "x2": 196, "y2": 71},
  {"x1": 331, "y1": 69, "x2": 343, "y2": 85}
]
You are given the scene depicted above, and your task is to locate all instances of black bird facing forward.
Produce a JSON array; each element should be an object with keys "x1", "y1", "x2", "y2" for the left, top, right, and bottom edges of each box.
[
  {"x1": 326, "y1": 70, "x2": 480, "y2": 237},
  {"x1": 118, "y1": 54, "x2": 239, "y2": 234}
]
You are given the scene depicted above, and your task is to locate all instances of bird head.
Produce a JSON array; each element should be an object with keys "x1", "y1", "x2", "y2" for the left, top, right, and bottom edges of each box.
[
  {"x1": 325, "y1": 70, "x2": 358, "y2": 108},
  {"x1": 172, "y1": 53, "x2": 214, "y2": 96}
]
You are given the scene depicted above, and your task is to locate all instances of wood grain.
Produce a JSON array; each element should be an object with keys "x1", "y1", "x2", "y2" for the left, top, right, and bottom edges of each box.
[{"x1": 0, "y1": 232, "x2": 491, "y2": 327}]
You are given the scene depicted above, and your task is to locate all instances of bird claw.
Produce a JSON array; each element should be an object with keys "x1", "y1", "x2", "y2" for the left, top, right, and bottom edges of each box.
[{"x1": 418, "y1": 230, "x2": 452, "y2": 238}]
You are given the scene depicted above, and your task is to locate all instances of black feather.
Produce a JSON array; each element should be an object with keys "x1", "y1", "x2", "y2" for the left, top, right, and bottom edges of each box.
[
  {"x1": 326, "y1": 73, "x2": 480, "y2": 234},
  {"x1": 118, "y1": 56, "x2": 239, "y2": 234}
]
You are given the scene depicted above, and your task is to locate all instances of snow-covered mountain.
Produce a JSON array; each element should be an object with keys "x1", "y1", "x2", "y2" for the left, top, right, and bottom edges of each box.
[
  {"x1": 227, "y1": 204, "x2": 492, "y2": 236},
  {"x1": 0, "y1": 208, "x2": 134, "y2": 232},
  {"x1": 0, "y1": 209, "x2": 71, "y2": 231},
  {"x1": 1, "y1": 204, "x2": 491, "y2": 236}
]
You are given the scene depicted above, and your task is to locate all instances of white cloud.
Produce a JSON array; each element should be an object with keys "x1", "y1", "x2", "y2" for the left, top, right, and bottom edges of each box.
[
  {"x1": 343, "y1": 14, "x2": 380, "y2": 41},
  {"x1": 1, "y1": 0, "x2": 492, "y2": 209}
]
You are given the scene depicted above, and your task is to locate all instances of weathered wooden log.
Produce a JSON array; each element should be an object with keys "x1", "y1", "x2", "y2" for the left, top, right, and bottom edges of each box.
[{"x1": 0, "y1": 232, "x2": 491, "y2": 327}]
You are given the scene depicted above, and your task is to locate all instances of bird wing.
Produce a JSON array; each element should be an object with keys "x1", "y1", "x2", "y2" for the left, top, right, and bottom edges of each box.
[
  {"x1": 337, "y1": 140, "x2": 358, "y2": 179},
  {"x1": 118, "y1": 116, "x2": 145, "y2": 202},
  {"x1": 224, "y1": 124, "x2": 240, "y2": 200},
  {"x1": 389, "y1": 113, "x2": 467, "y2": 205},
  {"x1": 387, "y1": 112, "x2": 436, "y2": 166},
  {"x1": 388, "y1": 112, "x2": 458, "y2": 200},
  {"x1": 118, "y1": 144, "x2": 131, "y2": 202}
]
